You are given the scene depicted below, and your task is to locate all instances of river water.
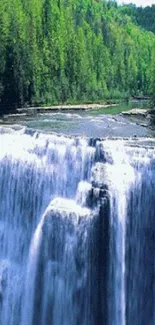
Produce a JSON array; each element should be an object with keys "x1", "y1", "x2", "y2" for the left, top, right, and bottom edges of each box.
[
  {"x1": 1, "y1": 101, "x2": 154, "y2": 138},
  {"x1": 0, "y1": 125, "x2": 155, "y2": 325}
]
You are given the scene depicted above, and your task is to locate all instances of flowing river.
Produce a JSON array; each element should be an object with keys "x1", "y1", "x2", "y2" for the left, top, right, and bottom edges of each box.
[{"x1": 0, "y1": 125, "x2": 155, "y2": 325}]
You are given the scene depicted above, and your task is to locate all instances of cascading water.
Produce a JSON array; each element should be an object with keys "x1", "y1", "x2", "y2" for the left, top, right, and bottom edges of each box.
[{"x1": 0, "y1": 127, "x2": 155, "y2": 325}]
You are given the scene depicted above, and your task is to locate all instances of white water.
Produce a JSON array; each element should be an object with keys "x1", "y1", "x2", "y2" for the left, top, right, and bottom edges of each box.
[
  {"x1": 0, "y1": 128, "x2": 155, "y2": 324},
  {"x1": 103, "y1": 141, "x2": 135, "y2": 325}
]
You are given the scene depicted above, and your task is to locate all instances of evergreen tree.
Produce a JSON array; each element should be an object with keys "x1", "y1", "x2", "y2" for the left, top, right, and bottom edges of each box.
[{"x1": 0, "y1": 0, "x2": 155, "y2": 111}]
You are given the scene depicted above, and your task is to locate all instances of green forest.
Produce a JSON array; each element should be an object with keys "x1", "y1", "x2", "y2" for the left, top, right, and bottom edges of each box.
[
  {"x1": 119, "y1": 4, "x2": 155, "y2": 33},
  {"x1": 0, "y1": 0, "x2": 155, "y2": 112}
]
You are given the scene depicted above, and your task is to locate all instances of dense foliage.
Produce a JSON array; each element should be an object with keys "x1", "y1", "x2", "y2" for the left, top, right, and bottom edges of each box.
[
  {"x1": 151, "y1": 54, "x2": 155, "y2": 107},
  {"x1": 0, "y1": 0, "x2": 155, "y2": 111},
  {"x1": 118, "y1": 4, "x2": 155, "y2": 34}
]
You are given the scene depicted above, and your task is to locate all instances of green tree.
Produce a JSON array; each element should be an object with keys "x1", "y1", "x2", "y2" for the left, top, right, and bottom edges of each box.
[{"x1": 0, "y1": 0, "x2": 155, "y2": 111}]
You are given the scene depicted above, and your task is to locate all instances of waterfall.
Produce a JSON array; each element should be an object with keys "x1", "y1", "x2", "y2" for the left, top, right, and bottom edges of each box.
[{"x1": 0, "y1": 128, "x2": 155, "y2": 325}]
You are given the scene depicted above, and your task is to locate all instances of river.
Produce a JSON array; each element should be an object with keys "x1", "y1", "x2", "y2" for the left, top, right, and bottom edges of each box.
[{"x1": 1, "y1": 100, "x2": 154, "y2": 138}]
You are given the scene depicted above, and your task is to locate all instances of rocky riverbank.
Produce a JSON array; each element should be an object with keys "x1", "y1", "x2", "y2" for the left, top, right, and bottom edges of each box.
[
  {"x1": 16, "y1": 103, "x2": 117, "y2": 115},
  {"x1": 121, "y1": 108, "x2": 155, "y2": 129}
]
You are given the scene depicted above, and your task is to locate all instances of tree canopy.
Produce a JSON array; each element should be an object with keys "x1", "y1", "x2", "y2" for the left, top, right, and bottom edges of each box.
[
  {"x1": 118, "y1": 4, "x2": 155, "y2": 34},
  {"x1": 0, "y1": 0, "x2": 155, "y2": 112}
]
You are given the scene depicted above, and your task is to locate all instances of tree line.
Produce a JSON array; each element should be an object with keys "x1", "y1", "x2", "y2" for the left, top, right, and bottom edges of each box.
[
  {"x1": 0, "y1": 0, "x2": 155, "y2": 112},
  {"x1": 118, "y1": 4, "x2": 155, "y2": 34}
]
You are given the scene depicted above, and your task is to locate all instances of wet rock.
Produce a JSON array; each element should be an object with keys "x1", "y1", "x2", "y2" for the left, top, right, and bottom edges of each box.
[{"x1": 86, "y1": 186, "x2": 109, "y2": 209}]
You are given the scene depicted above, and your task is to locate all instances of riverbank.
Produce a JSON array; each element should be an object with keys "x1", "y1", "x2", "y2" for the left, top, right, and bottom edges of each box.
[
  {"x1": 16, "y1": 103, "x2": 117, "y2": 115},
  {"x1": 121, "y1": 107, "x2": 155, "y2": 130}
]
